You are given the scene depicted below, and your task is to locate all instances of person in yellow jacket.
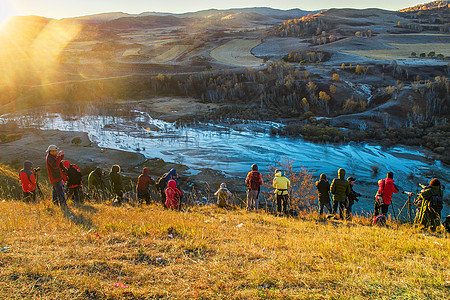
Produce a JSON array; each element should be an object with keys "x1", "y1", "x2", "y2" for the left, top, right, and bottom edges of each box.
[{"x1": 273, "y1": 169, "x2": 291, "y2": 215}]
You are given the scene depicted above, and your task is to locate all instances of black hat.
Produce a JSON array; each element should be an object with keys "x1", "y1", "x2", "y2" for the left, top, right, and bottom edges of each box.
[{"x1": 347, "y1": 177, "x2": 356, "y2": 182}]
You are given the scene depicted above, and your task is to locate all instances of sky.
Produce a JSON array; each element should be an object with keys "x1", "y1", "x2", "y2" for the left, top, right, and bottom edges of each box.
[{"x1": 0, "y1": 0, "x2": 425, "y2": 23}]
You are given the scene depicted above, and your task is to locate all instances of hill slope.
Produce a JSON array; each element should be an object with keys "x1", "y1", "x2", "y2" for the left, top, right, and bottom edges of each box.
[{"x1": 0, "y1": 202, "x2": 448, "y2": 299}]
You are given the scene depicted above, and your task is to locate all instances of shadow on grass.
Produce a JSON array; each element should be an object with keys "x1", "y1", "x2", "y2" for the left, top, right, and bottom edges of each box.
[
  {"x1": 73, "y1": 202, "x2": 98, "y2": 213},
  {"x1": 61, "y1": 205, "x2": 95, "y2": 229}
]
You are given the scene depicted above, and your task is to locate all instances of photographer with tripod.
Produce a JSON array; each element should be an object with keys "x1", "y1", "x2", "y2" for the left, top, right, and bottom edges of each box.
[
  {"x1": 414, "y1": 178, "x2": 444, "y2": 231},
  {"x1": 373, "y1": 172, "x2": 400, "y2": 218},
  {"x1": 19, "y1": 161, "x2": 41, "y2": 202}
]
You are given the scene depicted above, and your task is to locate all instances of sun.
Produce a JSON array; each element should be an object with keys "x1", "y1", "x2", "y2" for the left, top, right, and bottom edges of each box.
[{"x1": 0, "y1": 0, "x2": 17, "y2": 29}]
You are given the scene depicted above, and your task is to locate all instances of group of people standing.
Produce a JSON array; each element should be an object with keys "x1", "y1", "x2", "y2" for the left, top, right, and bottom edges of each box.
[
  {"x1": 19, "y1": 144, "x2": 184, "y2": 209},
  {"x1": 17, "y1": 144, "x2": 446, "y2": 231},
  {"x1": 239, "y1": 164, "x2": 445, "y2": 231}
]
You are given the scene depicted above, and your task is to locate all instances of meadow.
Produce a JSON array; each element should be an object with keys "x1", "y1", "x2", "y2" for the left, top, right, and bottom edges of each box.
[
  {"x1": 0, "y1": 199, "x2": 448, "y2": 299},
  {"x1": 342, "y1": 43, "x2": 450, "y2": 60},
  {"x1": 210, "y1": 39, "x2": 263, "y2": 67}
]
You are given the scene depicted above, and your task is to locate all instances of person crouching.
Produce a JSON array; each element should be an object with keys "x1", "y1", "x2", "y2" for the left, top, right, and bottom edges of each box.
[
  {"x1": 214, "y1": 183, "x2": 232, "y2": 208},
  {"x1": 165, "y1": 179, "x2": 182, "y2": 209}
]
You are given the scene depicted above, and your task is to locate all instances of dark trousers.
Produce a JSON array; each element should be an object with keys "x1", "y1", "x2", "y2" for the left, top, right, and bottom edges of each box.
[
  {"x1": 52, "y1": 181, "x2": 66, "y2": 206},
  {"x1": 319, "y1": 202, "x2": 332, "y2": 215},
  {"x1": 276, "y1": 194, "x2": 288, "y2": 214},
  {"x1": 23, "y1": 191, "x2": 36, "y2": 202},
  {"x1": 68, "y1": 186, "x2": 81, "y2": 204},
  {"x1": 332, "y1": 200, "x2": 346, "y2": 219},
  {"x1": 160, "y1": 190, "x2": 166, "y2": 207},
  {"x1": 374, "y1": 201, "x2": 389, "y2": 216},
  {"x1": 138, "y1": 190, "x2": 151, "y2": 204}
]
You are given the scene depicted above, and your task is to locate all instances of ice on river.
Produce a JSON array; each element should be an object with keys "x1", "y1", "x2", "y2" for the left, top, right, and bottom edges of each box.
[{"x1": 3, "y1": 109, "x2": 449, "y2": 217}]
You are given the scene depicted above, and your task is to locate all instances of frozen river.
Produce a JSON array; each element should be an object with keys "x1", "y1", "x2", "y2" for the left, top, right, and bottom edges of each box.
[{"x1": 4, "y1": 108, "x2": 449, "y2": 219}]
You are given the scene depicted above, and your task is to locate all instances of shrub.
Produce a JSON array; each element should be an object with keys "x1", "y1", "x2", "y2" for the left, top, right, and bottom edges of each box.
[{"x1": 71, "y1": 137, "x2": 82, "y2": 145}]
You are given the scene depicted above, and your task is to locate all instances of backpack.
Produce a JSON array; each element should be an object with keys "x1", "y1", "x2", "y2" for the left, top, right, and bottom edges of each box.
[
  {"x1": 373, "y1": 215, "x2": 386, "y2": 226},
  {"x1": 155, "y1": 173, "x2": 168, "y2": 191},
  {"x1": 429, "y1": 192, "x2": 443, "y2": 206},
  {"x1": 249, "y1": 172, "x2": 261, "y2": 191},
  {"x1": 67, "y1": 165, "x2": 82, "y2": 186},
  {"x1": 429, "y1": 191, "x2": 443, "y2": 210}
]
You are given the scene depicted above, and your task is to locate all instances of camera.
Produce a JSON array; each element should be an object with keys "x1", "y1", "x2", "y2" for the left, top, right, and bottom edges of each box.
[{"x1": 33, "y1": 167, "x2": 40, "y2": 172}]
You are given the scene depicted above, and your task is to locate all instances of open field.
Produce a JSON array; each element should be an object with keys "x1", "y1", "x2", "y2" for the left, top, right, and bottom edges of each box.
[
  {"x1": 210, "y1": 39, "x2": 263, "y2": 67},
  {"x1": 122, "y1": 48, "x2": 142, "y2": 57},
  {"x1": 342, "y1": 43, "x2": 450, "y2": 60},
  {"x1": 252, "y1": 38, "x2": 309, "y2": 59},
  {"x1": 0, "y1": 200, "x2": 449, "y2": 299},
  {"x1": 149, "y1": 45, "x2": 190, "y2": 63}
]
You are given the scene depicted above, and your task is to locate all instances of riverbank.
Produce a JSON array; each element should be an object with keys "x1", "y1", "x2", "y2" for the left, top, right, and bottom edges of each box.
[{"x1": 0, "y1": 128, "x2": 243, "y2": 202}]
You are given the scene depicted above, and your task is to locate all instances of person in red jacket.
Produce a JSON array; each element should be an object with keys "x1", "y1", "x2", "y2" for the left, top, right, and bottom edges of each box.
[
  {"x1": 165, "y1": 179, "x2": 182, "y2": 209},
  {"x1": 137, "y1": 167, "x2": 155, "y2": 204},
  {"x1": 46, "y1": 144, "x2": 67, "y2": 207},
  {"x1": 374, "y1": 171, "x2": 399, "y2": 217},
  {"x1": 19, "y1": 161, "x2": 36, "y2": 202}
]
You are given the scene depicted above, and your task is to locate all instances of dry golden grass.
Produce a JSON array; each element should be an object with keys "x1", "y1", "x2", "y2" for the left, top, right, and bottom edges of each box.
[
  {"x1": 149, "y1": 45, "x2": 190, "y2": 64},
  {"x1": 0, "y1": 199, "x2": 449, "y2": 299},
  {"x1": 210, "y1": 39, "x2": 263, "y2": 67},
  {"x1": 122, "y1": 48, "x2": 142, "y2": 57},
  {"x1": 342, "y1": 43, "x2": 450, "y2": 60}
]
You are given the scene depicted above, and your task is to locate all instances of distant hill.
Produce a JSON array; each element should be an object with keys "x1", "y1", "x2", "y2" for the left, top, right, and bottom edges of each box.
[
  {"x1": 65, "y1": 7, "x2": 315, "y2": 25},
  {"x1": 399, "y1": 0, "x2": 449, "y2": 12},
  {"x1": 96, "y1": 15, "x2": 186, "y2": 29},
  {"x1": 177, "y1": 7, "x2": 315, "y2": 19},
  {"x1": 64, "y1": 12, "x2": 133, "y2": 23}
]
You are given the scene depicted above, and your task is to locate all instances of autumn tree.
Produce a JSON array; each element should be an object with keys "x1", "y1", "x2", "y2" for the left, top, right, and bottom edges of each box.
[
  {"x1": 301, "y1": 97, "x2": 309, "y2": 112},
  {"x1": 332, "y1": 73, "x2": 340, "y2": 81},
  {"x1": 355, "y1": 65, "x2": 364, "y2": 75},
  {"x1": 329, "y1": 85, "x2": 337, "y2": 94}
]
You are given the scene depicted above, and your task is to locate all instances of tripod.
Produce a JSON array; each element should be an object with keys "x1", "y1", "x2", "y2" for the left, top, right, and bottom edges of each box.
[
  {"x1": 34, "y1": 171, "x2": 44, "y2": 201},
  {"x1": 397, "y1": 191, "x2": 414, "y2": 223}
]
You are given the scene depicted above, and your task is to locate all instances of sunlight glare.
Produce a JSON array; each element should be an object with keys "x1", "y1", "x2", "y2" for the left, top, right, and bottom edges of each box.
[{"x1": 0, "y1": 0, "x2": 17, "y2": 29}]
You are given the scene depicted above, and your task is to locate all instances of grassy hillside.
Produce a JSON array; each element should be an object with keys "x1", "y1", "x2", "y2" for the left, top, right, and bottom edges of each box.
[
  {"x1": 0, "y1": 164, "x2": 21, "y2": 199},
  {"x1": 0, "y1": 200, "x2": 448, "y2": 299}
]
